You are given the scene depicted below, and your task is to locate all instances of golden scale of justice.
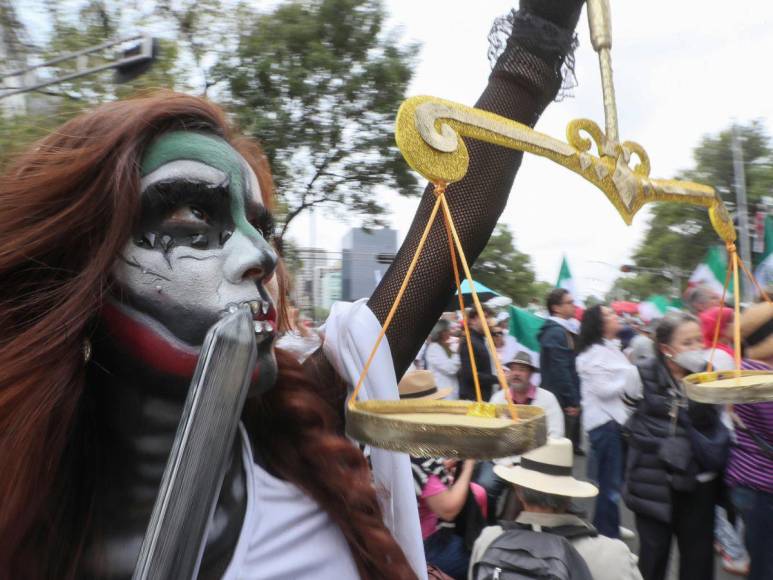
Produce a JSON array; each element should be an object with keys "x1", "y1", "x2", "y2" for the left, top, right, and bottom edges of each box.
[{"x1": 345, "y1": 0, "x2": 773, "y2": 459}]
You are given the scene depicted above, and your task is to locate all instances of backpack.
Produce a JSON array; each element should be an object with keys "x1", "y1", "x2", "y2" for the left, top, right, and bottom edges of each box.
[{"x1": 471, "y1": 521, "x2": 595, "y2": 580}]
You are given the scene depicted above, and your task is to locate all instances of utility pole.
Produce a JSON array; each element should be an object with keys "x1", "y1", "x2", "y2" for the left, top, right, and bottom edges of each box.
[
  {"x1": 1, "y1": 35, "x2": 156, "y2": 100},
  {"x1": 732, "y1": 124, "x2": 754, "y2": 301}
]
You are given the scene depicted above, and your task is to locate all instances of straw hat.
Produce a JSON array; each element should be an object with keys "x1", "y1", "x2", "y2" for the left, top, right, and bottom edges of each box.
[
  {"x1": 398, "y1": 370, "x2": 452, "y2": 400},
  {"x1": 493, "y1": 438, "x2": 598, "y2": 498}
]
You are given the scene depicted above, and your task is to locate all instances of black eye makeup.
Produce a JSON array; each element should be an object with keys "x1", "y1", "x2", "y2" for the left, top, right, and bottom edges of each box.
[
  {"x1": 136, "y1": 179, "x2": 233, "y2": 252},
  {"x1": 248, "y1": 204, "x2": 276, "y2": 242},
  {"x1": 134, "y1": 176, "x2": 276, "y2": 255}
]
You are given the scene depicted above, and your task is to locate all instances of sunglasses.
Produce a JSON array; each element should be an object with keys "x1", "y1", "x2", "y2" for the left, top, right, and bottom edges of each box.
[{"x1": 492, "y1": 331, "x2": 504, "y2": 337}]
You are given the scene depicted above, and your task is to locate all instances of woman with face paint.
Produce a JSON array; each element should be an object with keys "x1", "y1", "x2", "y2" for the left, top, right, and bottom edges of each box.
[
  {"x1": 0, "y1": 2, "x2": 585, "y2": 578},
  {"x1": 623, "y1": 313, "x2": 728, "y2": 580}
]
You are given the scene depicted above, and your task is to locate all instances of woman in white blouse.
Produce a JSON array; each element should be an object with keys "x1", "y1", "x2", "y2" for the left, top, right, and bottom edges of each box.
[
  {"x1": 425, "y1": 320, "x2": 461, "y2": 399},
  {"x1": 576, "y1": 305, "x2": 642, "y2": 540}
]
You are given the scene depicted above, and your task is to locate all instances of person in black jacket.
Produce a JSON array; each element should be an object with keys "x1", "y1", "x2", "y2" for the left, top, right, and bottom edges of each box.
[
  {"x1": 458, "y1": 306, "x2": 498, "y2": 401},
  {"x1": 539, "y1": 288, "x2": 583, "y2": 454},
  {"x1": 624, "y1": 312, "x2": 728, "y2": 580}
]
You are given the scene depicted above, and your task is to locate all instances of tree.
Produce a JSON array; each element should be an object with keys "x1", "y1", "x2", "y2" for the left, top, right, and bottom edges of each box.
[
  {"x1": 530, "y1": 280, "x2": 553, "y2": 304},
  {"x1": 0, "y1": 0, "x2": 186, "y2": 164},
  {"x1": 608, "y1": 121, "x2": 773, "y2": 297},
  {"x1": 471, "y1": 224, "x2": 539, "y2": 306},
  {"x1": 4, "y1": 0, "x2": 420, "y2": 246},
  {"x1": 218, "y1": 0, "x2": 420, "y2": 245}
]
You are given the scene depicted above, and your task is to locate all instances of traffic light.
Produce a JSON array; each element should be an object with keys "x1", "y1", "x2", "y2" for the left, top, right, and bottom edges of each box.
[
  {"x1": 114, "y1": 36, "x2": 158, "y2": 84},
  {"x1": 620, "y1": 264, "x2": 634, "y2": 273}
]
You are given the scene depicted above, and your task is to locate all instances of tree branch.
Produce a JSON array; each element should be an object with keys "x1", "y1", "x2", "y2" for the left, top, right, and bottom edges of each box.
[
  {"x1": 32, "y1": 88, "x2": 84, "y2": 102},
  {"x1": 278, "y1": 196, "x2": 328, "y2": 242}
]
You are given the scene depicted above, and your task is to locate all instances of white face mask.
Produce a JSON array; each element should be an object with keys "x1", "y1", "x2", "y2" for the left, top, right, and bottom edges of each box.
[{"x1": 671, "y1": 349, "x2": 708, "y2": 374}]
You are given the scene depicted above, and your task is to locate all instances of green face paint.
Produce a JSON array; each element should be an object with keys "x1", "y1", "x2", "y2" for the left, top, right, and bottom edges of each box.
[{"x1": 141, "y1": 131, "x2": 261, "y2": 239}]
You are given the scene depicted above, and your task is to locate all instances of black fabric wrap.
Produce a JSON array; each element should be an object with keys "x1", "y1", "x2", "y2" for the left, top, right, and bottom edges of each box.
[{"x1": 520, "y1": 457, "x2": 573, "y2": 477}]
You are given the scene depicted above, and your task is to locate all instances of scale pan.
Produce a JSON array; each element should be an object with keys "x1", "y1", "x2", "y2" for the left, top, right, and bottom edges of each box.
[
  {"x1": 684, "y1": 370, "x2": 773, "y2": 404},
  {"x1": 345, "y1": 399, "x2": 547, "y2": 459}
]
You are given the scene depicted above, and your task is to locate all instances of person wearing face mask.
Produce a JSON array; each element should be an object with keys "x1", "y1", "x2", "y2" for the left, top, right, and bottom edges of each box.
[
  {"x1": 576, "y1": 305, "x2": 641, "y2": 540},
  {"x1": 623, "y1": 313, "x2": 729, "y2": 580}
]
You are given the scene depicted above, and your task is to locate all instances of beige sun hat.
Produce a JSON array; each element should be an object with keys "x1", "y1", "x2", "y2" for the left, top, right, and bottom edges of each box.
[
  {"x1": 493, "y1": 438, "x2": 598, "y2": 498},
  {"x1": 398, "y1": 370, "x2": 452, "y2": 400}
]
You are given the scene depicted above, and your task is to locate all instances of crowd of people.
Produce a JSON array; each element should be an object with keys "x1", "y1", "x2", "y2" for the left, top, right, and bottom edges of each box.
[
  {"x1": 2, "y1": 0, "x2": 771, "y2": 578},
  {"x1": 405, "y1": 284, "x2": 773, "y2": 580}
]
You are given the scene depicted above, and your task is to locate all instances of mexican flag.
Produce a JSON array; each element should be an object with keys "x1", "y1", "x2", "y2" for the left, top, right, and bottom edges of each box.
[
  {"x1": 688, "y1": 245, "x2": 733, "y2": 297},
  {"x1": 638, "y1": 294, "x2": 680, "y2": 322},
  {"x1": 754, "y1": 214, "x2": 773, "y2": 289},
  {"x1": 556, "y1": 255, "x2": 578, "y2": 297},
  {"x1": 508, "y1": 305, "x2": 545, "y2": 352}
]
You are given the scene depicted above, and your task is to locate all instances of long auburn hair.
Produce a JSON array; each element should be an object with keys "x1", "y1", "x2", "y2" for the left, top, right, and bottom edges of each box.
[{"x1": 0, "y1": 92, "x2": 415, "y2": 579}]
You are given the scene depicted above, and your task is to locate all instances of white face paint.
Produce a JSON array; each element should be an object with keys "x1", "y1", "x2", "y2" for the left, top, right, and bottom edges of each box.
[
  {"x1": 111, "y1": 153, "x2": 278, "y2": 348},
  {"x1": 113, "y1": 230, "x2": 273, "y2": 344}
]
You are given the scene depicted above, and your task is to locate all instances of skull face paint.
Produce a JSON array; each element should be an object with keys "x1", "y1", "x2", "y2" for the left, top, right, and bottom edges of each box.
[{"x1": 106, "y1": 131, "x2": 278, "y2": 394}]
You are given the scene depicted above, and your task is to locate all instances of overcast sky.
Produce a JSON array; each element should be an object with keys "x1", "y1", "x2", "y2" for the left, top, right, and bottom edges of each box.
[{"x1": 288, "y1": 0, "x2": 773, "y2": 299}]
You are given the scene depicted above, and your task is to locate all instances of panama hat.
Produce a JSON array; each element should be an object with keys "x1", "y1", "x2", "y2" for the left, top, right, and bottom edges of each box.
[
  {"x1": 398, "y1": 370, "x2": 452, "y2": 400},
  {"x1": 493, "y1": 438, "x2": 598, "y2": 498},
  {"x1": 505, "y1": 350, "x2": 539, "y2": 371}
]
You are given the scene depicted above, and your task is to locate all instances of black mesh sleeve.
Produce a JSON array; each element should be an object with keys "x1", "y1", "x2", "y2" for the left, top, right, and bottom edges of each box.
[{"x1": 368, "y1": 10, "x2": 579, "y2": 379}]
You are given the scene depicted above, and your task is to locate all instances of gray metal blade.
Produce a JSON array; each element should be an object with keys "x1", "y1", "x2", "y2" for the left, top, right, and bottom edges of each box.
[{"x1": 132, "y1": 305, "x2": 257, "y2": 580}]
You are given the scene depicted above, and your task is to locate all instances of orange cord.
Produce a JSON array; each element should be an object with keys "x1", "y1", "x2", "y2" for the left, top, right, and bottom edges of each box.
[
  {"x1": 349, "y1": 181, "x2": 518, "y2": 422},
  {"x1": 731, "y1": 246, "x2": 742, "y2": 375},
  {"x1": 738, "y1": 254, "x2": 773, "y2": 306},
  {"x1": 438, "y1": 194, "x2": 517, "y2": 421},
  {"x1": 707, "y1": 252, "x2": 733, "y2": 373},
  {"x1": 441, "y1": 209, "x2": 483, "y2": 404},
  {"x1": 348, "y1": 190, "x2": 444, "y2": 407}
]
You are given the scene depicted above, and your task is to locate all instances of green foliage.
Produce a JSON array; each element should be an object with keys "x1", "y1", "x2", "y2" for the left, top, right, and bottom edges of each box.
[
  {"x1": 471, "y1": 224, "x2": 541, "y2": 306},
  {"x1": 609, "y1": 121, "x2": 773, "y2": 298},
  {"x1": 0, "y1": 1, "x2": 186, "y2": 164},
  {"x1": 3, "y1": 0, "x2": 419, "y2": 242},
  {"x1": 217, "y1": 0, "x2": 421, "y2": 240},
  {"x1": 530, "y1": 280, "x2": 553, "y2": 304}
]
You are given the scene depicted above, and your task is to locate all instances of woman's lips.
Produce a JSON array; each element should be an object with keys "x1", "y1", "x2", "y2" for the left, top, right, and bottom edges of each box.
[{"x1": 102, "y1": 300, "x2": 273, "y2": 380}]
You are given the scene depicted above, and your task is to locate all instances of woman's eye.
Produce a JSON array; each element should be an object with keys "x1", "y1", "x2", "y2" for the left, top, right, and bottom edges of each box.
[
  {"x1": 251, "y1": 220, "x2": 274, "y2": 240},
  {"x1": 165, "y1": 206, "x2": 209, "y2": 225}
]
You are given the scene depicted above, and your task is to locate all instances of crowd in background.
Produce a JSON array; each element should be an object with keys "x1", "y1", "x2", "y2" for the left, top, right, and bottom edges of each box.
[{"x1": 394, "y1": 284, "x2": 773, "y2": 580}]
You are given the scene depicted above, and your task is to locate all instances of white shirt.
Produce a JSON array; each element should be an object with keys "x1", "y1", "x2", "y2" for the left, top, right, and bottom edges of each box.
[
  {"x1": 222, "y1": 427, "x2": 360, "y2": 579},
  {"x1": 576, "y1": 340, "x2": 643, "y2": 432},
  {"x1": 425, "y1": 342, "x2": 460, "y2": 399},
  {"x1": 489, "y1": 386, "x2": 564, "y2": 465},
  {"x1": 495, "y1": 334, "x2": 520, "y2": 368},
  {"x1": 224, "y1": 300, "x2": 427, "y2": 579}
]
